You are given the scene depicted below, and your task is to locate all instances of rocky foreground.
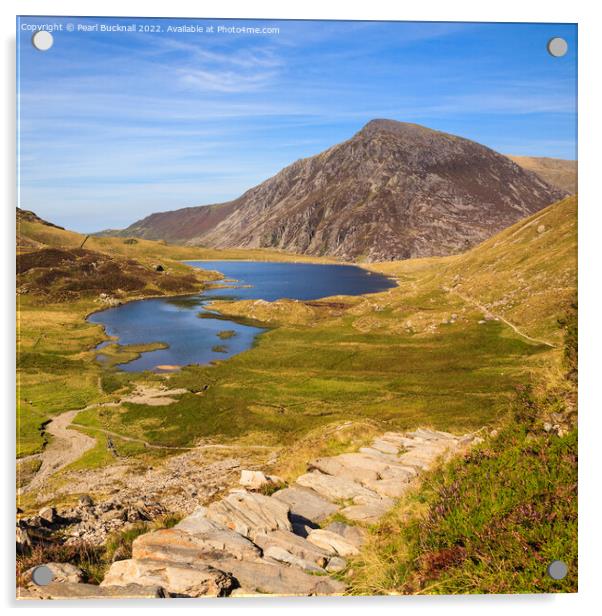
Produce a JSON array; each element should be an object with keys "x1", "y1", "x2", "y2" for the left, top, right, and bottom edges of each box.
[{"x1": 19, "y1": 428, "x2": 482, "y2": 599}]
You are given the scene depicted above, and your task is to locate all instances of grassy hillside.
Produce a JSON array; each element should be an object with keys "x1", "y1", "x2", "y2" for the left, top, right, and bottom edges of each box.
[
  {"x1": 17, "y1": 198, "x2": 576, "y2": 512},
  {"x1": 17, "y1": 209, "x2": 340, "y2": 264},
  {"x1": 369, "y1": 196, "x2": 577, "y2": 346},
  {"x1": 349, "y1": 305, "x2": 577, "y2": 594},
  {"x1": 15, "y1": 210, "x2": 339, "y2": 458},
  {"x1": 67, "y1": 198, "x2": 575, "y2": 472},
  {"x1": 508, "y1": 156, "x2": 577, "y2": 194}
]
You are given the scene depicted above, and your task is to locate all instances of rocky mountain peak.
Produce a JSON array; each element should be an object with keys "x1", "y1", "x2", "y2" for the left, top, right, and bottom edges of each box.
[{"x1": 103, "y1": 120, "x2": 567, "y2": 262}]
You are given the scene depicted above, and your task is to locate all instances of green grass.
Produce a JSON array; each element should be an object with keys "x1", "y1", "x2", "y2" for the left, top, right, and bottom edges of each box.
[
  {"x1": 84, "y1": 310, "x2": 547, "y2": 449},
  {"x1": 349, "y1": 424, "x2": 577, "y2": 595},
  {"x1": 95, "y1": 342, "x2": 169, "y2": 369},
  {"x1": 348, "y1": 304, "x2": 578, "y2": 595},
  {"x1": 16, "y1": 197, "x2": 576, "y2": 478}
]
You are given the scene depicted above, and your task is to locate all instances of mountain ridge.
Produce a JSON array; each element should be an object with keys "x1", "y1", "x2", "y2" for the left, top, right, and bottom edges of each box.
[{"x1": 96, "y1": 120, "x2": 567, "y2": 261}]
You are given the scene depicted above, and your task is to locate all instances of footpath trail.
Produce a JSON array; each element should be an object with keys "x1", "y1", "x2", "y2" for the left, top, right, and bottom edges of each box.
[
  {"x1": 20, "y1": 385, "x2": 276, "y2": 493},
  {"x1": 22, "y1": 409, "x2": 96, "y2": 494},
  {"x1": 21, "y1": 427, "x2": 483, "y2": 599},
  {"x1": 451, "y1": 289, "x2": 557, "y2": 348}
]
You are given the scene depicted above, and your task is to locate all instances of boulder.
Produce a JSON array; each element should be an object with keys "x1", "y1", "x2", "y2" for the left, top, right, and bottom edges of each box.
[
  {"x1": 271, "y1": 486, "x2": 339, "y2": 525},
  {"x1": 16, "y1": 527, "x2": 31, "y2": 554},
  {"x1": 306, "y1": 529, "x2": 360, "y2": 557},
  {"x1": 19, "y1": 581, "x2": 166, "y2": 600},
  {"x1": 206, "y1": 490, "x2": 291, "y2": 539},
  {"x1": 78, "y1": 495, "x2": 94, "y2": 507},
  {"x1": 239, "y1": 470, "x2": 283, "y2": 491},
  {"x1": 325, "y1": 556, "x2": 347, "y2": 573},
  {"x1": 38, "y1": 506, "x2": 56, "y2": 524},
  {"x1": 132, "y1": 527, "x2": 261, "y2": 564},
  {"x1": 323, "y1": 522, "x2": 366, "y2": 549},
  {"x1": 101, "y1": 558, "x2": 233, "y2": 598}
]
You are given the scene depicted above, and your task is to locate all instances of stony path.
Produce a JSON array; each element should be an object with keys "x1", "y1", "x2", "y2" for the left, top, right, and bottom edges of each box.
[
  {"x1": 23, "y1": 410, "x2": 97, "y2": 494},
  {"x1": 21, "y1": 386, "x2": 240, "y2": 493},
  {"x1": 451, "y1": 289, "x2": 556, "y2": 348},
  {"x1": 83, "y1": 427, "x2": 480, "y2": 599}
]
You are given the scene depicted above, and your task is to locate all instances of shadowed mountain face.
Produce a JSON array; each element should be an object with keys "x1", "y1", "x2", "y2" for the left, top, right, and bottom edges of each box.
[{"x1": 105, "y1": 120, "x2": 567, "y2": 261}]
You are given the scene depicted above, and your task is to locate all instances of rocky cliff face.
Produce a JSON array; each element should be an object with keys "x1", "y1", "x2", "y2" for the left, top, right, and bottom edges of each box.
[{"x1": 109, "y1": 120, "x2": 567, "y2": 261}]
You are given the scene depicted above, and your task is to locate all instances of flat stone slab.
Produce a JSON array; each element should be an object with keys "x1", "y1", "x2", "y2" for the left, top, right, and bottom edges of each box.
[
  {"x1": 202, "y1": 557, "x2": 346, "y2": 596},
  {"x1": 271, "y1": 485, "x2": 339, "y2": 524},
  {"x1": 370, "y1": 439, "x2": 400, "y2": 455},
  {"x1": 358, "y1": 446, "x2": 402, "y2": 461},
  {"x1": 362, "y1": 477, "x2": 412, "y2": 498},
  {"x1": 309, "y1": 457, "x2": 379, "y2": 483},
  {"x1": 206, "y1": 490, "x2": 291, "y2": 539},
  {"x1": 102, "y1": 558, "x2": 234, "y2": 598},
  {"x1": 331, "y1": 452, "x2": 417, "y2": 482},
  {"x1": 132, "y1": 527, "x2": 261, "y2": 563},
  {"x1": 263, "y1": 546, "x2": 325, "y2": 573},
  {"x1": 253, "y1": 529, "x2": 332, "y2": 566},
  {"x1": 340, "y1": 501, "x2": 391, "y2": 524},
  {"x1": 381, "y1": 433, "x2": 426, "y2": 448},
  {"x1": 19, "y1": 581, "x2": 166, "y2": 600},
  {"x1": 296, "y1": 471, "x2": 383, "y2": 504},
  {"x1": 306, "y1": 529, "x2": 360, "y2": 557},
  {"x1": 323, "y1": 521, "x2": 366, "y2": 549}
]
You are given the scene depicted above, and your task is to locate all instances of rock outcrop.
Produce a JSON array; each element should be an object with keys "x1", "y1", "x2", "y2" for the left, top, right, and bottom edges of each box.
[{"x1": 19, "y1": 427, "x2": 483, "y2": 599}]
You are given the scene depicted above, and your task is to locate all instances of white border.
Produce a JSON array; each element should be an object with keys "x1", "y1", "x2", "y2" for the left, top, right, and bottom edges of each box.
[{"x1": 2, "y1": 1, "x2": 600, "y2": 615}]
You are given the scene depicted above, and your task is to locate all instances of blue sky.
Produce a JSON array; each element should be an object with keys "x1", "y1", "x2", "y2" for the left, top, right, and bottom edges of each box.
[{"x1": 17, "y1": 17, "x2": 577, "y2": 232}]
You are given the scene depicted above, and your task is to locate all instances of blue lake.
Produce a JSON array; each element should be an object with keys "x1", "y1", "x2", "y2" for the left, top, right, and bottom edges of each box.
[{"x1": 88, "y1": 261, "x2": 396, "y2": 372}]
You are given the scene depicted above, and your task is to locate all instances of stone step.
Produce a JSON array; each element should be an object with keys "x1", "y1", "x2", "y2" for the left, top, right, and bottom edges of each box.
[
  {"x1": 132, "y1": 527, "x2": 261, "y2": 564},
  {"x1": 408, "y1": 428, "x2": 458, "y2": 441},
  {"x1": 340, "y1": 500, "x2": 392, "y2": 524},
  {"x1": 370, "y1": 439, "x2": 400, "y2": 455},
  {"x1": 19, "y1": 581, "x2": 166, "y2": 600},
  {"x1": 201, "y1": 556, "x2": 346, "y2": 596},
  {"x1": 308, "y1": 456, "x2": 380, "y2": 483},
  {"x1": 296, "y1": 471, "x2": 385, "y2": 505},
  {"x1": 253, "y1": 529, "x2": 333, "y2": 567},
  {"x1": 381, "y1": 433, "x2": 427, "y2": 448},
  {"x1": 271, "y1": 485, "x2": 339, "y2": 526},
  {"x1": 101, "y1": 558, "x2": 233, "y2": 598},
  {"x1": 206, "y1": 490, "x2": 291, "y2": 540},
  {"x1": 358, "y1": 446, "x2": 403, "y2": 461},
  {"x1": 362, "y1": 477, "x2": 413, "y2": 498},
  {"x1": 306, "y1": 528, "x2": 360, "y2": 556}
]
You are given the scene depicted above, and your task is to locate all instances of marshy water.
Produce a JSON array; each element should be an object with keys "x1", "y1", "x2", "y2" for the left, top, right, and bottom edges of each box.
[{"x1": 88, "y1": 261, "x2": 396, "y2": 372}]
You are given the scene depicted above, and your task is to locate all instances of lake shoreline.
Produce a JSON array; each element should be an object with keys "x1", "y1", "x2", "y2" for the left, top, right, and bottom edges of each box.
[{"x1": 88, "y1": 261, "x2": 398, "y2": 372}]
